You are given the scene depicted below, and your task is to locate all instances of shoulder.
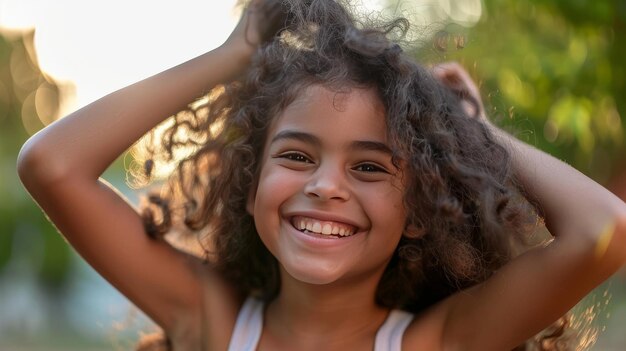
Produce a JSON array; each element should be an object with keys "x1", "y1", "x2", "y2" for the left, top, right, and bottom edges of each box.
[
  {"x1": 402, "y1": 284, "x2": 520, "y2": 351},
  {"x1": 402, "y1": 292, "x2": 480, "y2": 351},
  {"x1": 402, "y1": 297, "x2": 457, "y2": 351},
  {"x1": 168, "y1": 258, "x2": 246, "y2": 350}
]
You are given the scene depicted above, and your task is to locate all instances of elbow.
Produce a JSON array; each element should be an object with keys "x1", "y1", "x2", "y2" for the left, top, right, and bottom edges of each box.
[
  {"x1": 593, "y1": 211, "x2": 626, "y2": 269},
  {"x1": 612, "y1": 212, "x2": 626, "y2": 262},
  {"x1": 17, "y1": 140, "x2": 45, "y2": 191},
  {"x1": 17, "y1": 138, "x2": 68, "y2": 190},
  {"x1": 565, "y1": 208, "x2": 626, "y2": 271}
]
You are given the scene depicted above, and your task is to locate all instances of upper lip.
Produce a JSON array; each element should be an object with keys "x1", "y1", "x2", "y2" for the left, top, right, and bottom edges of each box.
[{"x1": 284, "y1": 210, "x2": 364, "y2": 231}]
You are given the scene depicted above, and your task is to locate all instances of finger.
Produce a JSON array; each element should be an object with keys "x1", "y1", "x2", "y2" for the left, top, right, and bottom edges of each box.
[
  {"x1": 432, "y1": 63, "x2": 486, "y2": 118},
  {"x1": 433, "y1": 63, "x2": 479, "y2": 96},
  {"x1": 431, "y1": 64, "x2": 464, "y2": 86},
  {"x1": 431, "y1": 62, "x2": 462, "y2": 75}
]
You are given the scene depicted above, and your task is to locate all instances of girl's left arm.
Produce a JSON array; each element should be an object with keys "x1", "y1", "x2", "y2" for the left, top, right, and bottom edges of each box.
[{"x1": 433, "y1": 63, "x2": 626, "y2": 351}]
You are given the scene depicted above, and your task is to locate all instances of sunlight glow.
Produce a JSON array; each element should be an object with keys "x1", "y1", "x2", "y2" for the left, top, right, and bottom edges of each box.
[
  {"x1": 0, "y1": 0, "x2": 482, "y2": 119},
  {"x1": 0, "y1": 0, "x2": 41, "y2": 30},
  {"x1": 0, "y1": 0, "x2": 240, "y2": 116}
]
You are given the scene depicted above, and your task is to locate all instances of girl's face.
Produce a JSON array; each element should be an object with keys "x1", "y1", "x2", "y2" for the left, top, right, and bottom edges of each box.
[{"x1": 248, "y1": 84, "x2": 407, "y2": 285}]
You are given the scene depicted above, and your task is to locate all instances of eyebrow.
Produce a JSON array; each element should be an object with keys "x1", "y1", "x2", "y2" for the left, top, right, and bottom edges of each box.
[
  {"x1": 271, "y1": 130, "x2": 393, "y2": 156},
  {"x1": 271, "y1": 130, "x2": 320, "y2": 147}
]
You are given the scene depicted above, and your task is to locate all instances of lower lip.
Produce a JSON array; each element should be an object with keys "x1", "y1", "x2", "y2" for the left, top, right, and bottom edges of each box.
[{"x1": 285, "y1": 219, "x2": 363, "y2": 248}]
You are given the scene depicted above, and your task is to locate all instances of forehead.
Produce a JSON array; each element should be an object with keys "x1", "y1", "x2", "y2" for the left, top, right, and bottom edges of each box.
[{"x1": 268, "y1": 84, "x2": 388, "y2": 141}]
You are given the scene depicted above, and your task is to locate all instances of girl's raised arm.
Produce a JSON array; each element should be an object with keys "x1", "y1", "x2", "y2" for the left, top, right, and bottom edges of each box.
[
  {"x1": 16, "y1": 0, "x2": 286, "y2": 336},
  {"x1": 432, "y1": 63, "x2": 626, "y2": 350}
]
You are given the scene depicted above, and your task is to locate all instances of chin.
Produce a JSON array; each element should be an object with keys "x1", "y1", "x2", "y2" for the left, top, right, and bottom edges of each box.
[{"x1": 281, "y1": 258, "x2": 345, "y2": 285}]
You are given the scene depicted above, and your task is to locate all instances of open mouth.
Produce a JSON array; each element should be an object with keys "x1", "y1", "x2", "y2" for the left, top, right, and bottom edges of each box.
[{"x1": 290, "y1": 216, "x2": 358, "y2": 238}]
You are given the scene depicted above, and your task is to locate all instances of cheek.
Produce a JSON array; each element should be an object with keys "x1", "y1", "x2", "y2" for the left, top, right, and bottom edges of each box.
[
  {"x1": 361, "y1": 183, "x2": 407, "y2": 233},
  {"x1": 255, "y1": 167, "x2": 302, "y2": 206}
]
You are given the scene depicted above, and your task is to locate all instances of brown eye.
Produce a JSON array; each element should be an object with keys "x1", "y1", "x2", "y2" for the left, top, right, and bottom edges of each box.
[
  {"x1": 280, "y1": 152, "x2": 313, "y2": 163},
  {"x1": 354, "y1": 163, "x2": 387, "y2": 173}
]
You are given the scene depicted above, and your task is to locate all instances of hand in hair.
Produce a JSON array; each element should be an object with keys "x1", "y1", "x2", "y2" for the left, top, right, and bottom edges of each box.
[
  {"x1": 430, "y1": 62, "x2": 626, "y2": 351},
  {"x1": 225, "y1": 0, "x2": 289, "y2": 58},
  {"x1": 432, "y1": 62, "x2": 488, "y2": 123}
]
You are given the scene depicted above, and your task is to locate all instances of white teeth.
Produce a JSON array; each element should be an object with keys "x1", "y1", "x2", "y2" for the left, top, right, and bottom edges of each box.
[
  {"x1": 312, "y1": 222, "x2": 322, "y2": 233},
  {"x1": 292, "y1": 216, "x2": 357, "y2": 237},
  {"x1": 322, "y1": 224, "x2": 332, "y2": 235}
]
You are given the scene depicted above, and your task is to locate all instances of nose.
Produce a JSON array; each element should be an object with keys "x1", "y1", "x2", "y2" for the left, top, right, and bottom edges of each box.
[{"x1": 304, "y1": 162, "x2": 351, "y2": 201}]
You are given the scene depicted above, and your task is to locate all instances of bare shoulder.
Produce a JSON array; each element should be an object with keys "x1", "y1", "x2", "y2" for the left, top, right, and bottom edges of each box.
[
  {"x1": 171, "y1": 258, "x2": 245, "y2": 349},
  {"x1": 402, "y1": 299, "x2": 451, "y2": 351},
  {"x1": 402, "y1": 288, "x2": 483, "y2": 351}
]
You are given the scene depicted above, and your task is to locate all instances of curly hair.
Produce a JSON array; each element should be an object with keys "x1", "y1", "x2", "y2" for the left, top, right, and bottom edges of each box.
[{"x1": 134, "y1": 0, "x2": 578, "y2": 349}]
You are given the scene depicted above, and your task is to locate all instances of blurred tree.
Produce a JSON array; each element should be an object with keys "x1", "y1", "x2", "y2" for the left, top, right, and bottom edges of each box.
[
  {"x1": 0, "y1": 30, "x2": 74, "y2": 293},
  {"x1": 392, "y1": 0, "x2": 626, "y2": 182}
]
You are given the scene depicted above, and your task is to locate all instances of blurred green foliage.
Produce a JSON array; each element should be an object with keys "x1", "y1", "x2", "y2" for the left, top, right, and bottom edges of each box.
[
  {"x1": 411, "y1": 0, "x2": 626, "y2": 182},
  {"x1": 0, "y1": 31, "x2": 73, "y2": 291}
]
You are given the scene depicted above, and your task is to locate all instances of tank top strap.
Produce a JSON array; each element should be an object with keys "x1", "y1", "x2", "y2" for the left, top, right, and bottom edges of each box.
[
  {"x1": 374, "y1": 309, "x2": 415, "y2": 351},
  {"x1": 227, "y1": 298, "x2": 413, "y2": 351},
  {"x1": 227, "y1": 297, "x2": 264, "y2": 351}
]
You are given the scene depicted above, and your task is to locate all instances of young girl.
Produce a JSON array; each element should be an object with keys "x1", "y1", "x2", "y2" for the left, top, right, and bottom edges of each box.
[{"x1": 17, "y1": 0, "x2": 626, "y2": 350}]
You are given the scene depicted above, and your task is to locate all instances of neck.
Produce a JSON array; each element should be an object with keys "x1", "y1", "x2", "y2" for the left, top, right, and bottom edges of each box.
[{"x1": 264, "y1": 266, "x2": 390, "y2": 347}]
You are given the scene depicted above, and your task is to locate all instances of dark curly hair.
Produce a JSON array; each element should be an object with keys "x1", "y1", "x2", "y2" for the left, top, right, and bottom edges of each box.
[{"x1": 133, "y1": 0, "x2": 579, "y2": 349}]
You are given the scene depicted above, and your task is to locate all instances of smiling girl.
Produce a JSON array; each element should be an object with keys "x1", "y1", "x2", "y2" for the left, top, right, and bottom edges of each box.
[{"x1": 16, "y1": 0, "x2": 626, "y2": 350}]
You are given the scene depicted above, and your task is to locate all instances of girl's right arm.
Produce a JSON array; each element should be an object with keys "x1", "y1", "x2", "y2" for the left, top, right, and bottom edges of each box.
[
  {"x1": 16, "y1": 0, "x2": 285, "y2": 335},
  {"x1": 430, "y1": 62, "x2": 626, "y2": 351}
]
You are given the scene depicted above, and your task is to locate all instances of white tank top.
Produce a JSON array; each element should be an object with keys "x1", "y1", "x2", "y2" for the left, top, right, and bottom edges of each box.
[{"x1": 227, "y1": 297, "x2": 414, "y2": 351}]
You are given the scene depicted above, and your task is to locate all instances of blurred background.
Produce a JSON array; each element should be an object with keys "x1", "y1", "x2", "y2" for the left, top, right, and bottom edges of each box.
[{"x1": 0, "y1": 0, "x2": 625, "y2": 350}]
